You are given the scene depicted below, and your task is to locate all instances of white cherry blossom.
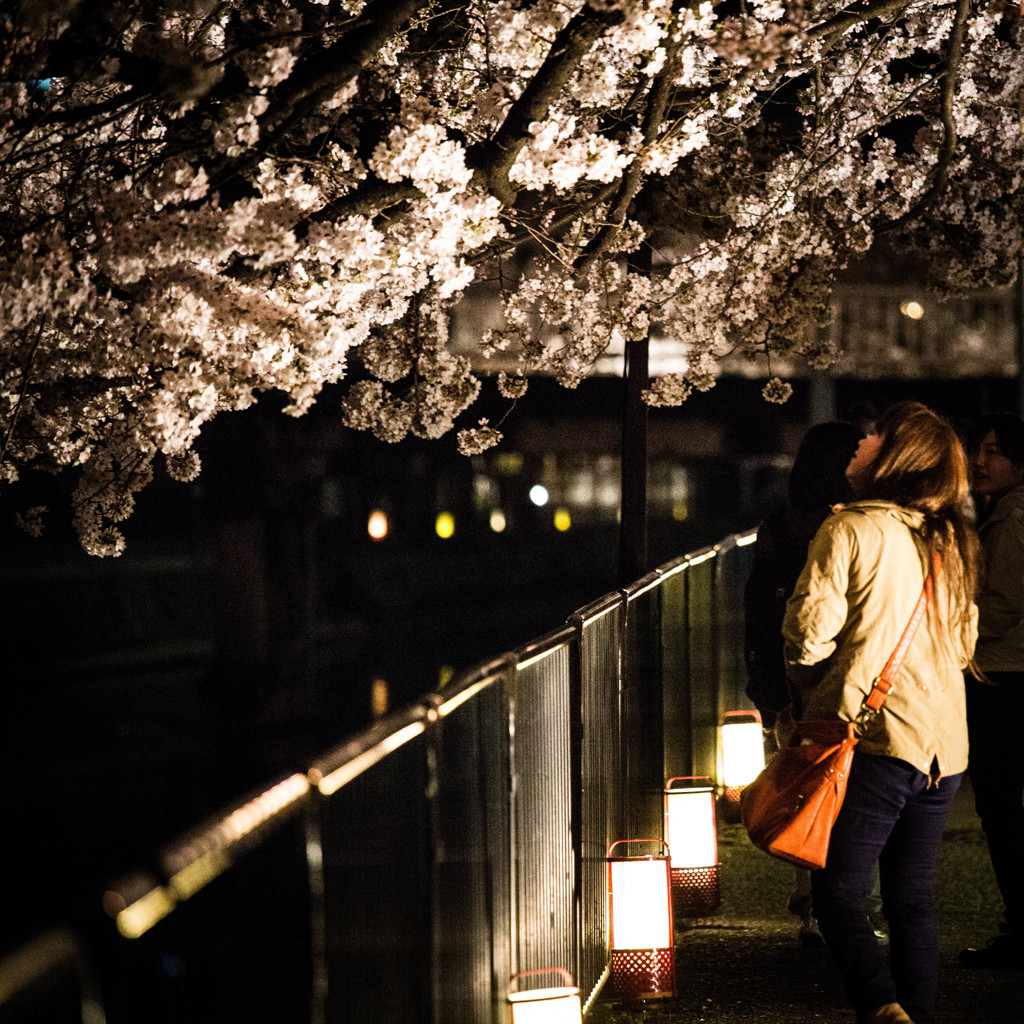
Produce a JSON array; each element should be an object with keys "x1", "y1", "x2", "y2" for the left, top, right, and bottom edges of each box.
[{"x1": 0, "y1": 0, "x2": 1020, "y2": 552}]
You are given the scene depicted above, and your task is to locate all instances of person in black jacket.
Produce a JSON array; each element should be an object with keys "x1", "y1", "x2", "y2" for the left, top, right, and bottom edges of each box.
[{"x1": 743, "y1": 419, "x2": 865, "y2": 945}]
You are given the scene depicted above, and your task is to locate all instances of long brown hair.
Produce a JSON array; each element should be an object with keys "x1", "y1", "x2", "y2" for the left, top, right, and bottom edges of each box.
[{"x1": 861, "y1": 401, "x2": 978, "y2": 660}]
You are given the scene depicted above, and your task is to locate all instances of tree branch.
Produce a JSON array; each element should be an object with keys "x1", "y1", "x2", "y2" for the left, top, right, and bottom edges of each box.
[
  {"x1": 882, "y1": 0, "x2": 970, "y2": 232},
  {"x1": 466, "y1": 2, "x2": 625, "y2": 206},
  {"x1": 308, "y1": 2, "x2": 625, "y2": 225},
  {"x1": 264, "y1": 0, "x2": 430, "y2": 130},
  {"x1": 212, "y1": 0, "x2": 432, "y2": 187},
  {"x1": 573, "y1": 3, "x2": 689, "y2": 273},
  {"x1": 806, "y1": 0, "x2": 916, "y2": 46},
  {"x1": 0, "y1": 321, "x2": 46, "y2": 470}
]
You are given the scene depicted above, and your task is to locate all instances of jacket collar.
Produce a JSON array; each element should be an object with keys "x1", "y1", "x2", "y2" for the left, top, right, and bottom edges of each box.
[{"x1": 837, "y1": 499, "x2": 926, "y2": 530}]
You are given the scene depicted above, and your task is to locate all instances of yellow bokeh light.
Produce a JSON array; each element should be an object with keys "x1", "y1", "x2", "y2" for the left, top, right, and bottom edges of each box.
[
  {"x1": 672, "y1": 500, "x2": 688, "y2": 522},
  {"x1": 367, "y1": 510, "x2": 388, "y2": 541},
  {"x1": 553, "y1": 507, "x2": 571, "y2": 532},
  {"x1": 435, "y1": 511, "x2": 455, "y2": 539},
  {"x1": 489, "y1": 509, "x2": 507, "y2": 532},
  {"x1": 900, "y1": 300, "x2": 924, "y2": 320}
]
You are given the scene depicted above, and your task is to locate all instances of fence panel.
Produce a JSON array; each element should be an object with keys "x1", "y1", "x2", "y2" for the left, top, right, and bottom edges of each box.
[
  {"x1": 431, "y1": 658, "x2": 514, "y2": 1024},
  {"x1": 679, "y1": 548, "x2": 720, "y2": 781},
  {"x1": 659, "y1": 556, "x2": 693, "y2": 779},
  {"x1": 621, "y1": 572, "x2": 668, "y2": 840},
  {"x1": 310, "y1": 710, "x2": 433, "y2": 1024},
  {"x1": 98, "y1": 774, "x2": 313, "y2": 1024},
  {"x1": 574, "y1": 593, "x2": 624, "y2": 1007},
  {"x1": 509, "y1": 629, "x2": 576, "y2": 989},
  {"x1": 714, "y1": 531, "x2": 758, "y2": 715}
]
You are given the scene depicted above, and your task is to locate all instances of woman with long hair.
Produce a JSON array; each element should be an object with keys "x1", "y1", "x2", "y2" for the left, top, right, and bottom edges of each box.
[{"x1": 782, "y1": 401, "x2": 979, "y2": 1024}]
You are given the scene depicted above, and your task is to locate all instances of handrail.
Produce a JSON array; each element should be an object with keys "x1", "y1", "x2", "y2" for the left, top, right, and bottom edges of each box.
[
  {"x1": 104, "y1": 772, "x2": 311, "y2": 938},
  {"x1": 0, "y1": 928, "x2": 106, "y2": 1023},
  {"x1": 2, "y1": 531, "x2": 761, "y2": 1024}
]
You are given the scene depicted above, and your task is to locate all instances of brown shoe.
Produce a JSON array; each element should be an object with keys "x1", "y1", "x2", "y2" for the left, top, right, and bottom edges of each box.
[{"x1": 858, "y1": 1004, "x2": 913, "y2": 1024}]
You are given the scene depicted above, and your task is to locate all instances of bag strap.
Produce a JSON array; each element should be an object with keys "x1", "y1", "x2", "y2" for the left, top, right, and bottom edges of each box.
[{"x1": 857, "y1": 550, "x2": 941, "y2": 722}]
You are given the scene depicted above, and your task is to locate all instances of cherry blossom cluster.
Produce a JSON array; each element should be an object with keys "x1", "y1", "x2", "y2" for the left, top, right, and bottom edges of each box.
[{"x1": 0, "y1": 0, "x2": 1021, "y2": 552}]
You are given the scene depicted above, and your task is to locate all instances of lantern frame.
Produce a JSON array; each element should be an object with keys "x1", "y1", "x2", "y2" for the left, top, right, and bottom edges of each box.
[
  {"x1": 507, "y1": 968, "x2": 581, "y2": 1024},
  {"x1": 663, "y1": 776, "x2": 721, "y2": 918},
  {"x1": 607, "y1": 838, "x2": 676, "y2": 1001}
]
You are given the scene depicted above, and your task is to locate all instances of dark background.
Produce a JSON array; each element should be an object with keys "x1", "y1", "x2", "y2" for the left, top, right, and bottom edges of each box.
[{"x1": 1, "y1": 371, "x2": 1017, "y2": 960}]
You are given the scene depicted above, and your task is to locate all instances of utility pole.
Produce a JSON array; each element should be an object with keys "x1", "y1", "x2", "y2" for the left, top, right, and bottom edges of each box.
[{"x1": 619, "y1": 243, "x2": 651, "y2": 586}]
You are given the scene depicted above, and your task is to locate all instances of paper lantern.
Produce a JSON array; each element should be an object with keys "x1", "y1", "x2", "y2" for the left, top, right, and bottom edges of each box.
[
  {"x1": 664, "y1": 777, "x2": 721, "y2": 917},
  {"x1": 607, "y1": 839, "x2": 676, "y2": 1001},
  {"x1": 719, "y1": 709, "x2": 765, "y2": 819}
]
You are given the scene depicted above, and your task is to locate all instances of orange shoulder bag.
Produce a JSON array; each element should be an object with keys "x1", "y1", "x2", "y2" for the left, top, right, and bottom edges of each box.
[{"x1": 740, "y1": 557, "x2": 937, "y2": 870}]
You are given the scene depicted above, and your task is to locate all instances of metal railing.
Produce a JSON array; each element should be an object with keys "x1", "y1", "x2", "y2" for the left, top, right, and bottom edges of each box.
[{"x1": 0, "y1": 529, "x2": 758, "y2": 1024}]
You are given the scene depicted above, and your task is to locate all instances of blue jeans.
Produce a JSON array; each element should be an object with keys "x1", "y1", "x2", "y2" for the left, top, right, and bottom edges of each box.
[{"x1": 811, "y1": 752, "x2": 962, "y2": 1024}]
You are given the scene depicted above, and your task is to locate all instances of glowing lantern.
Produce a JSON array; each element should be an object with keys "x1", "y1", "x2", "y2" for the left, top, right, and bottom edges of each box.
[
  {"x1": 507, "y1": 968, "x2": 582, "y2": 1024},
  {"x1": 607, "y1": 839, "x2": 676, "y2": 1001},
  {"x1": 719, "y1": 710, "x2": 765, "y2": 820},
  {"x1": 664, "y1": 777, "x2": 720, "y2": 918}
]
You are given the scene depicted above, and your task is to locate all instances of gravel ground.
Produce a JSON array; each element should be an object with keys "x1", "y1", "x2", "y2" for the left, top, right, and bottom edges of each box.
[{"x1": 587, "y1": 779, "x2": 1019, "y2": 1024}]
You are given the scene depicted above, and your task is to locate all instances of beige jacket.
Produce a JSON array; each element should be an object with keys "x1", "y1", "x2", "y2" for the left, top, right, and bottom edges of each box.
[
  {"x1": 975, "y1": 484, "x2": 1024, "y2": 672},
  {"x1": 782, "y1": 500, "x2": 976, "y2": 778}
]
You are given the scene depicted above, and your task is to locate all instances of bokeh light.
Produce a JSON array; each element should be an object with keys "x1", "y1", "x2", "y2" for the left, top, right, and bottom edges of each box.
[{"x1": 367, "y1": 510, "x2": 388, "y2": 540}]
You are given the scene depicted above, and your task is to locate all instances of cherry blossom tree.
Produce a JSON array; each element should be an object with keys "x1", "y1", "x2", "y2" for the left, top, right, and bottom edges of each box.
[{"x1": 1, "y1": 0, "x2": 1021, "y2": 554}]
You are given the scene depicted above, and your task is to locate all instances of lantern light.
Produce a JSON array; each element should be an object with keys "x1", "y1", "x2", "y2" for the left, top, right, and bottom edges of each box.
[
  {"x1": 664, "y1": 777, "x2": 721, "y2": 918},
  {"x1": 719, "y1": 709, "x2": 765, "y2": 821},
  {"x1": 507, "y1": 968, "x2": 581, "y2": 1024},
  {"x1": 607, "y1": 839, "x2": 676, "y2": 1002}
]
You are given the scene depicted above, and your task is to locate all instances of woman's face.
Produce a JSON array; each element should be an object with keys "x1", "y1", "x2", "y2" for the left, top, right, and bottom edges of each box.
[
  {"x1": 846, "y1": 433, "x2": 884, "y2": 496},
  {"x1": 972, "y1": 429, "x2": 1024, "y2": 498}
]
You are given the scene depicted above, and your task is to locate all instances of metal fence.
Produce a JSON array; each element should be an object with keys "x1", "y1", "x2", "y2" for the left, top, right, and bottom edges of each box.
[{"x1": 0, "y1": 529, "x2": 757, "y2": 1024}]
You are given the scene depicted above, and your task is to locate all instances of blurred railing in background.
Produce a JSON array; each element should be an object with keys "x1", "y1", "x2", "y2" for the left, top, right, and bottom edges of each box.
[{"x1": 0, "y1": 529, "x2": 757, "y2": 1024}]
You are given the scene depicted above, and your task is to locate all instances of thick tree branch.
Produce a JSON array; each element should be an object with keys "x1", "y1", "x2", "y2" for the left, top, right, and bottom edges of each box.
[
  {"x1": 310, "y1": 177, "x2": 423, "y2": 224},
  {"x1": 806, "y1": 0, "x2": 916, "y2": 46},
  {"x1": 309, "y1": 2, "x2": 625, "y2": 223},
  {"x1": 212, "y1": 0, "x2": 431, "y2": 186},
  {"x1": 263, "y1": 0, "x2": 430, "y2": 130},
  {"x1": 466, "y1": 2, "x2": 625, "y2": 206},
  {"x1": 882, "y1": 0, "x2": 970, "y2": 232}
]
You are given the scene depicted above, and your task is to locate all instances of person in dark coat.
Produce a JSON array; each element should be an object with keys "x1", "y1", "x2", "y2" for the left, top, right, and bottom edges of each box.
[
  {"x1": 744, "y1": 420, "x2": 866, "y2": 724},
  {"x1": 743, "y1": 419, "x2": 865, "y2": 945},
  {"x1": 959, "y1": 412, "x2": 1024, "y2": 970}
]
